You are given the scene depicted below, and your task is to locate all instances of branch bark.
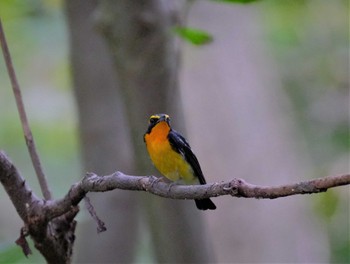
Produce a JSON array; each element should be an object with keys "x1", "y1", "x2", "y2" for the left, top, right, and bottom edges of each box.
[
  {"x1": 0, "y1": 151, "x2": 78, "y2": 263},
  {"x1": 54, "y1": 171, "x2": 350, "y2": 212},
  {"x1": 2, "y1": 150, "x2": 349, "y2": 223},
  {"x1": 0, "y1": 150, "x2": 349, "y2": 262}
]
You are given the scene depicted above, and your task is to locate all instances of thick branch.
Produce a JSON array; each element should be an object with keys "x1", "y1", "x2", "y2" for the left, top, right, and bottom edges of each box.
[
  {"x1": 0, "y1": 151, "x2": 41, "y2": 221},
  {"x1": 0, "y1": 151, "x2": 76, "y2": 263}
]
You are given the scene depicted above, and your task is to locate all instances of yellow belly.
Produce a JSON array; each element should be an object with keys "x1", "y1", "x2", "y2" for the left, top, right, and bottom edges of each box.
[{"x1": 146, "y1": 139, "x2": 195, "y2": 183}]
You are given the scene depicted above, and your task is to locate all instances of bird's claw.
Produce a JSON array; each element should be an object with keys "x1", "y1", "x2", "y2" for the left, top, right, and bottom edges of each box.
[{"x1": 150, "y1": 176, "x2": 163, "y2": 187}]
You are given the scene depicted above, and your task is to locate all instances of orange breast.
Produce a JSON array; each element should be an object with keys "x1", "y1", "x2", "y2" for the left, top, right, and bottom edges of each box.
[{"x1": 145, "y1": 121, "x2": 170, "y2": 143}]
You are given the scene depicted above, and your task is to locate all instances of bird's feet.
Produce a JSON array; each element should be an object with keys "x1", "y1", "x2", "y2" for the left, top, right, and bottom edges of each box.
[
  {"x1": 167, "y1": 181, "x2": 180, "y2": 195},
  {"x1": 150, "y1": 176, "x2": 164, "y2": 188}
]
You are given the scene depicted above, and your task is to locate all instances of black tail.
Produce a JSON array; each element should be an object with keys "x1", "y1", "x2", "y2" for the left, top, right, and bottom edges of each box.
[{"x1": 195, "y1": 198, "x2": 216, "y2": 210}]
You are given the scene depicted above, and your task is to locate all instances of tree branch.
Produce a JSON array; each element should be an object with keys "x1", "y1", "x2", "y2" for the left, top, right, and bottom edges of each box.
[
  {"x1": 0, "y1": 151, "x2": 41, "y2": 221},
  {"x1": 0, "y1": 18, "x2": 52, "y2": 200},
  {"x1": 1, "y1": 148, "x2": 349, "y2": 221},
  {"x1": 0, "y1": 150, "x2": 349, "y2": 262},
  {"x1": 45, "y1": 169, "x2": 350, "y2": 221},
  {"x1": 86, "y1": 170, "x2": 350, "y2": 198},
  {"x1": 0, "y1": 151, "x2": 77, "y2": 263}
]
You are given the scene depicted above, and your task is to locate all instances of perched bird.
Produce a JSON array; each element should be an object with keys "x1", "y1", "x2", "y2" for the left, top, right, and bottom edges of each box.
[{"x1": 144, "y1": 113, "x2": 216, "y2": 210}]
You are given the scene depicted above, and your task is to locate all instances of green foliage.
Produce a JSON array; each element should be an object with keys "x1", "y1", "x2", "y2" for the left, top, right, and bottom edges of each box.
[
  {"x1": 0, "y1": 0, "x2": 41, "y2": 20},
  {"x1": 0, "y1": 241, "x2": 45, "y2": 264},
  {"x1": 331, "y1": 124, "x2": 350, "y2": 153},
  {"x1": 314, "y1": 190, "x2": 339, "y2": 221},
  {"x1": 330, "y1": 239, "x2": 350, "y2": 263},
  {"x1": 0, "y1": 244, "x2": 26, "y2": 264},
  {"x1": 0, "y1": 2, "x2": 77, "y2": 259},
  {"x1": 174, "y1": 0, "x2": 261, "y2": 45},
  {"x1": 263, "y1": 1, "x2": 348, "y2": 262},
  {"x1": 314, "y1": 190, "x2": 350, "y2": 263},
  {"x1": 263, "y1": 0, "x2": 348, "y2": 163},
  {"x1": 211, "y1": 0, "x2": 260, "y2": 3},
  {"x1": 173, "y1": 27, "x2": 213, "y2": 46}
]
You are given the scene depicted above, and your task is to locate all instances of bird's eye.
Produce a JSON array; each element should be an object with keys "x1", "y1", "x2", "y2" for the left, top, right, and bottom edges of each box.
[{"x1": 149, "y1": 117, "x2": 158, "y2": 124}]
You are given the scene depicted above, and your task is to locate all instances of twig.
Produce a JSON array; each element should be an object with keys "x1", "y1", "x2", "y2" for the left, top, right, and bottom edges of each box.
[
  {"x1": 84, "y1": 196, "x2": 107, "y2": 233},
  {"x1": 15, "y1": 227, "x2": 32, "y2": 257},
  {"x1": 0, "y1": 18, "x2": 52, "y2": 200}
]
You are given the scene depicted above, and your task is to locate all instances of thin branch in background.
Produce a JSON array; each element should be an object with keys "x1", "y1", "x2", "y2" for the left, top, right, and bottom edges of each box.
[
  {"x1": 84, "y1": 195, "x2": 107, "y2": 233},
  {"x1": 0, "y1": 18, "x2": 52, "y2": 200}
]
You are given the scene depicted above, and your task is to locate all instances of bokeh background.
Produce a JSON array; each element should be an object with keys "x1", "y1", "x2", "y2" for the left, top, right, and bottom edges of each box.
[{"x1": 0, "y1": 0, "x2": 348, "y2": 263}]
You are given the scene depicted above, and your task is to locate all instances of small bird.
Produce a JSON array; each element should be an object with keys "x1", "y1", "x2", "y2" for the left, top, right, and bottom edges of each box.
[{"x1": 144, "y1": 113, "x2": 216, "y2": 210}]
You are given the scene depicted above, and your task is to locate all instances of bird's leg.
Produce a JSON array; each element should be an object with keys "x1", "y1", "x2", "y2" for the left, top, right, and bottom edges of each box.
[
  {"x1": 150, "y1": 175, "x2": 165, "y2": 187},
  {"x1": 167, "y1": 180, "x2": 180, "y2": 195}
]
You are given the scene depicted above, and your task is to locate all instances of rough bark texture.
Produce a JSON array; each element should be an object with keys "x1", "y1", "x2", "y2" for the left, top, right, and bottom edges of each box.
[
  {"x1": 0, "y1": 151, "x2": 78, "y2": 264},
  {"x1": 65, "y1": 0, "x2": 138, "y2": 262}
]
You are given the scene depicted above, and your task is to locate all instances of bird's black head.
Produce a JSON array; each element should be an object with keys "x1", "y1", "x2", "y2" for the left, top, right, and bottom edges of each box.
[{"x1": 146, "y1": 113, "x2": 170, "y2": 134}]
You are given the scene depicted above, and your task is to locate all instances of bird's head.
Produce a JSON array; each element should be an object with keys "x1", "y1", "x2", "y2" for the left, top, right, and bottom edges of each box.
[{"x1": 146, "y1": 113, "x2": 170, "y2": 134}]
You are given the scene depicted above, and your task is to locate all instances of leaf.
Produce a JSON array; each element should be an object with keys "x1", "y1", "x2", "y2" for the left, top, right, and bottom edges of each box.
[
  {"x1": 211, "y1": 0, "x2": 260, "y2": 3},
  {"x1": 84, "y1": 195, "x2": 107, "y2": 233},
  {"x1": 173, "y1": 27, "x2": 213, "y2": 46}
]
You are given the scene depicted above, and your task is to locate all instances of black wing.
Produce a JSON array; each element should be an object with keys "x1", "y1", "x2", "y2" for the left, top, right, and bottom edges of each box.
[{"x1": 168, "y1": 129, "x2": 207, "y2": 185}]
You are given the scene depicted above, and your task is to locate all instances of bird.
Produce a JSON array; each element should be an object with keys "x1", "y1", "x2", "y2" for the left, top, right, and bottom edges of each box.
[{"x1": 144, "y1": 113, "x2": 216, "y2": 210}]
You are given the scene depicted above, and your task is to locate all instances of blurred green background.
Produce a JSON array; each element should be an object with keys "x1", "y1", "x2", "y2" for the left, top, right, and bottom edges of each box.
[
  {"x1": 0, "y1": 0, "x2": 348, "y2": 263},
  {"x1": 0, "y1": 1, "x2": 79, "y2": 262}
]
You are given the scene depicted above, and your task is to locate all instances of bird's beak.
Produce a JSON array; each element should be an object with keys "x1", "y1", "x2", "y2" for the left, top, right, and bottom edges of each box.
[
  {"x1": 157, "y1": 115, "x2": 170, "y2": 126},
  {"x1": 158, "y1": 116, "x2": 166, "y2": 122}
]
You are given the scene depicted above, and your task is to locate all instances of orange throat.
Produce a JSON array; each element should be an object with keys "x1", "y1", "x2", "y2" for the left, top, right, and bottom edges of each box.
[{"x1": 145, "y1": 121, "x2": 170, "y2": 143}]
